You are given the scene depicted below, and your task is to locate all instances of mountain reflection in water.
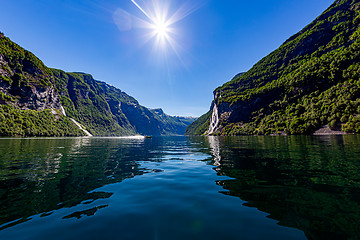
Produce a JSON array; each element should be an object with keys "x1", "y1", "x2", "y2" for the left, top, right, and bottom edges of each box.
[
  {"x1": 0, "y1": 136, "x2": 360, "y2": 240},
  {"x1": 205, "y1": 135, "x2": 360, "y2": 240},
  {"x1": 0, "y1": 137, "x2": 160, "y2": 229}
]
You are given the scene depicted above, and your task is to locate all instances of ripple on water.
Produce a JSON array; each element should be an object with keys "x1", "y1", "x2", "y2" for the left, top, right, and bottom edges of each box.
[{"x1": 4, "y1": 136, "x2": 360, "y2": 239}]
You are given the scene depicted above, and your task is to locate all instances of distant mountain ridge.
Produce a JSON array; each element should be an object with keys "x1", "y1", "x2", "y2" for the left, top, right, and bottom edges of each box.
[
  {"x1": 0, "y1": 33, "x2": 195, "y2": 136},
  {"x1": 187, "y1": 0, "x2": 360, "y2": 136}
]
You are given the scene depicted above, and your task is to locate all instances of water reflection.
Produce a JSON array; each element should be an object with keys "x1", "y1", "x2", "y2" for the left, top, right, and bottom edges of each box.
[
  {"x1": 207, "y1": 136, "x2": 221, "y2": 166},
  {"x1": 203, "y1": 135, "x2": 360, "y2": 240},
  {"x1": 1, "y1": 136, "x2": 360, "y2": 240},
  {"x1": 0, "y1": 137, "x2": 163, "y2": 229}
]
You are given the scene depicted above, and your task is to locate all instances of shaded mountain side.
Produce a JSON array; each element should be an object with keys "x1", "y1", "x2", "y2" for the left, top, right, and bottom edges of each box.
[
  {"x1": 187, "y1": 0, "x2": 360, "y2": 136},
  {"x1": 0, "y1": 32, "x2": 195, "y2": 136},
  {"x1": 149, "y1": 108, "x2": 197, "y2": 135},
  {"x1": 52, "y1": 70, "x2": 196, "y2": 136},
  {"x1": 185, "y1": 110, "x2": 212, "y2": 136}
]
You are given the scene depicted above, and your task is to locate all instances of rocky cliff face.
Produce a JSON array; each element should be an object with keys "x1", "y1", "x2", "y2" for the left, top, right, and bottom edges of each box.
[
  {"x1": 51, "y1": 70, "x2": 195, "y2": 136},
  {"x1": 187, "y1": 0, "x2": 360, "y2": 135},
  {"x1": 0, "y1": 35, "x2": 80, "y2": 137},
  {"x1": 0, "y1": 33, "x2": 62, "y2": 111},
  {"x1": 0, "y1": 32, "x2": 195, "y2": 136},
  {"x1": 207, "y1": 103, "x2": 219, "y2": 135},
  {"x1": 0, "y1": 82, "x2": 61, "y2": 111},
  {"x1": 206, "y1": 88, "x2": 261, "y2": 135}
]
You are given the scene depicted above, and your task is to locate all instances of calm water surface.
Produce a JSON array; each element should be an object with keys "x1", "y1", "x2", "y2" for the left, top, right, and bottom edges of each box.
[{"x1": 0, "y1": 135, "x2": 360, "y2": 240}]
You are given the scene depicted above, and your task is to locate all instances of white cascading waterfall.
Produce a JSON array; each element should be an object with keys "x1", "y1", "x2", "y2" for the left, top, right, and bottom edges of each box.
[{"x1": 207, "y1": 103, "x2": 220, "y2": 135}]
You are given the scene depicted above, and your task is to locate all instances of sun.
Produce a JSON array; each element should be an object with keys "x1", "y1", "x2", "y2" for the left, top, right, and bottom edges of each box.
[
  {"x1": 122, "y1": 0, "x2": 203, "y2": 52},
  {"x1": 151, "y1": 20, "x2": 170, "y2": 39},
  {"x1": 153, "y1": 21, "x2": 169, "y2": 37},
  {"x1": 128, "y1": 0, "x2": 176, "y2": 48}
]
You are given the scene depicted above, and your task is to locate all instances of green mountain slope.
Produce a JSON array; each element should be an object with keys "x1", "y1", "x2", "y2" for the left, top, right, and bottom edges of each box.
[
  {"x1": 51, "y1": 70, "x2": 196, "y2": 136},
  {"x1": 187, "y1": 0, "x2": 360, "y2": 136},
  {"x1": 0, "y1": 33, "x2": 195, "y2": 136}
]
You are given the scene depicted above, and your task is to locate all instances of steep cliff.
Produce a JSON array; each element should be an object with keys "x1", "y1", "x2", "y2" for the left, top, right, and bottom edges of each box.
[
  {"x1": 0, "y1": 33, "x2": 195, "y2": 136},
  {"x1": 52, "y1": 69, "x2": 196, "y2": 136},
  {"x1": 0, "y1": 31, "x2": 84, "y2": 136},
  {"x1": 187, "y1": 0, "x2": 360, "y2": 135}
]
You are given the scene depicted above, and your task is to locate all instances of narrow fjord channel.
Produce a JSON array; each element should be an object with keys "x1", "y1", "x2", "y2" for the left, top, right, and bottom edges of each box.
[{"x1": 1, "y1": 136, "x2": 360, "y2": 240}]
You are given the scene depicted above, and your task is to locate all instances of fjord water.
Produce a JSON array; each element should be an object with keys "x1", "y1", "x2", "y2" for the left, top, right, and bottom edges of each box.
[{"x1": 0, "y1": 136, "x2": 360, "y2": 240}]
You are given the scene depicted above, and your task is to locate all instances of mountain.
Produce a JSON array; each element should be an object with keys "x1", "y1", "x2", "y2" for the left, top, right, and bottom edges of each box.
[
  {"x1": 186, "y1": 0, "x2": 360, "y2": 136},
  {"x1": 0, "y1": 32, "x2": 195, "y2": 137}
]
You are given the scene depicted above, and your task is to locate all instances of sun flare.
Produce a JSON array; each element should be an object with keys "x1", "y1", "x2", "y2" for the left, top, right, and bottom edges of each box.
[
  {"x1": 113, "y1": 0, "x2": 204, "y2": 55},
  {"x1": 154, "y1": 22, "x2": 169, "y2": 36},
  {"x1": 128, "y1": 0, "x2": 182, "y2": 49},
  {"x1": 152, "y1": 21, "x2": 170, "y2": 38}
]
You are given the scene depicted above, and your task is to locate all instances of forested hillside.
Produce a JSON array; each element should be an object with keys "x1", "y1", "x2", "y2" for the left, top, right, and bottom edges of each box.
[
  {"x1": 0, "y1": 33, "x2": 195, "y2": 136},
  {"x1": 187, "y1": 0, "x2": 360, "y2": 135}
]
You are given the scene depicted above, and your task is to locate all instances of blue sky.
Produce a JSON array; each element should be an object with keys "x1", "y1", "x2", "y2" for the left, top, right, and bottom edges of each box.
[{"x1": 0, "y1": 0, "x2": 334, "y2": 117}]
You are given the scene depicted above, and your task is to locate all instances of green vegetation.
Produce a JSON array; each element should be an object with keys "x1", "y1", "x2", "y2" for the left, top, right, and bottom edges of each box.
[
  {"x1": 188, "y1": 0, "x2": 360, "y2": 136},
  {"x1": 0, "y1": 33, "x2": 52, "y2": 87},
  {"x1": 0, "y1": 105, "x2": 84, "y2": 136},
  {"x1": 51, "y1": 69, "x2": 136, "y2": 136},
  {"x1": 0, "y1": 32, "x2": 195, "y2": 137},
  {"x1": 149, "y1": 108, "x2": 197, "y2": 135},
  {"x1": 226, "y1": 79, "x2": 360, "y2": 135},
  {"x1": 0, "y1": 92, "x2": 14, "y2": 102},
  {"x1": 51, "y1": 69, "x2": 195, "y2": 136},
  {"x1": 185, "y1": 110, "x2": 211, "y2": 135}
]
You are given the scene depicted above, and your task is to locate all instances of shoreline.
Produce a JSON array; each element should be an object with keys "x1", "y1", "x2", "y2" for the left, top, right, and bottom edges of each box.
[{"x1": 312, "y1": 125, "x2": 350, "y2": 136}]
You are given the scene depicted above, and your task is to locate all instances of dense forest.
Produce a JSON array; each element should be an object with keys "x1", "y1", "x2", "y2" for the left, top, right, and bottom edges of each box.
[
  {"x1": 187, "y1": 0, "x2": 360, "y2": 136},
  {"x1": 0, "y1": 32, "x2": 195, "y2": 137}
]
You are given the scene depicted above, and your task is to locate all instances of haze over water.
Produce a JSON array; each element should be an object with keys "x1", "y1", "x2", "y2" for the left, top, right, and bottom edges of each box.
[{"x1": 0, "y1": 135, "x2": 359, "y2": 239}]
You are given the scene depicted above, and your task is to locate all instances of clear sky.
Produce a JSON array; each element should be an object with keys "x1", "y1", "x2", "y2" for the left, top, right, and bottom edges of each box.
[{"x1": 0, "y1": 0, "x2": 334, "y2": 117}]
